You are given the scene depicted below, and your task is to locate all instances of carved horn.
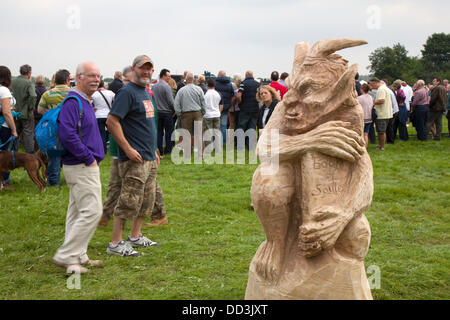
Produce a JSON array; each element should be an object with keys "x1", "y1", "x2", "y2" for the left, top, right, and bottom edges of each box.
[
  {"x1": 294, "y1": 42, "x2": 310, "y2": 66},
  {"x1": 308, "y1": 38, "x2": 368, "y2": 58},
  {"x1": 287, "y1": 42, "x2": 310, "y2": 88}
]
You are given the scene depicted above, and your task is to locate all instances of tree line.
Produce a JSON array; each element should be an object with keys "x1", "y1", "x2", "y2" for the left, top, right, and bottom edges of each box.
[{"x1": 368, "y1": 33, "x2": 450, "y2": 85}]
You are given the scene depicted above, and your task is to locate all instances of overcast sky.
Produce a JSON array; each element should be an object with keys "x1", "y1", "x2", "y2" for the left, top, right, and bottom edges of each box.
[{"x1": 1, "y1": 0, "x2": 449, "y2": 79}]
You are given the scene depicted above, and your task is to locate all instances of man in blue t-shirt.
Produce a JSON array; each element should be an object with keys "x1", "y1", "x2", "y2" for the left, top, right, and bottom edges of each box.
[{"x1": 106, "y1": 55, "x2": 161, "y2": 257}]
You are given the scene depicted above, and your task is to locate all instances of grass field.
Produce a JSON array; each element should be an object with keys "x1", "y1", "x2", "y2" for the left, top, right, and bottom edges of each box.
[{"x1": 0, "y1": 128, "x2": 449, "y2": 300}]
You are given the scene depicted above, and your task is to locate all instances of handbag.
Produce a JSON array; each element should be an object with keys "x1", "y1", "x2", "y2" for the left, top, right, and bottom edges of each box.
[{"x1": 371, "y1": 107, "x2": 378, "y2": 121}]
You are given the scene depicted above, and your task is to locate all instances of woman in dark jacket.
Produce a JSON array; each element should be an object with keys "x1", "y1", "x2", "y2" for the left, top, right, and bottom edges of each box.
[{"x1": 256, "y1": 85, "x2": 280, "y2": 137}]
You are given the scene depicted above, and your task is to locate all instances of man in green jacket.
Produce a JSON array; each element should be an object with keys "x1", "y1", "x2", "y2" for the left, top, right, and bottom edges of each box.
[{"x1": 11, "y1": 64, "x2": 36, "y2": 153}]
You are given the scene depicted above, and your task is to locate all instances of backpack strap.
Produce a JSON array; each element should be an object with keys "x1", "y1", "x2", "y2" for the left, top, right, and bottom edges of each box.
[
  {"x1": 59, "y1": 95, "x2": 84, "y2": 143},
  {"x1": 98, "y1": 90, "x2": 111, "y2": 109}
]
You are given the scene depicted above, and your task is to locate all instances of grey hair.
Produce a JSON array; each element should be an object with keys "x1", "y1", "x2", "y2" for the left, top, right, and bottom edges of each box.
[
  {"x1": 75, "y1": 63, "x2": 85, "y2": 85},
  {"x1": 20, "y1": 64, "x2": 32, "y2": 76},
  {"x1": 185, "y1": 72, "x2": 194, "y2": 83},
  {"x1": 76, "y1": 63, "x2": 85, "y2": 76},
  {"x1": 123, "y1": 66, "x2": 132, "y2": 77},
  {"x1": 417, "y1": 79, "x2": 425, "y2": 87}
]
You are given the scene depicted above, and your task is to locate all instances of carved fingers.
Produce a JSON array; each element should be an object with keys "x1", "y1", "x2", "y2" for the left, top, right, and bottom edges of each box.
[
  {"x1": 309, "y1": 121, "x2": 365, "y2": 162},
  {"x1": 298, "y1": 216, "x2": 346, "y2": 258}
]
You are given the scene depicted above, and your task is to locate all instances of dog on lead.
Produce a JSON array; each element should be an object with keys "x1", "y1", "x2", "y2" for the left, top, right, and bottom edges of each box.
[{"x1": 0, "y1": 150, "x2": 48, "y2": 193}]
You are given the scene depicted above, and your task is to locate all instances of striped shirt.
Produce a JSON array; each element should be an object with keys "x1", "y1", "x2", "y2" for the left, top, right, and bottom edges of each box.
[{"x1": 38, "y1": 85, "x2": 70, "y2": 111}]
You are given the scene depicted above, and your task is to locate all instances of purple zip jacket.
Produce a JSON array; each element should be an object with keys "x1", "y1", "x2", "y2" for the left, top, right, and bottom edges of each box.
[{"x1": 58, "y1": 89, "x2": 105, "y2": 165}]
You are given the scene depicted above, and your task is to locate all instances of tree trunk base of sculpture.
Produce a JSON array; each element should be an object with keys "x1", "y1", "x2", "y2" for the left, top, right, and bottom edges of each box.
[{"x1": 245, "y1": 247, "x2": 373, "y2": 300}]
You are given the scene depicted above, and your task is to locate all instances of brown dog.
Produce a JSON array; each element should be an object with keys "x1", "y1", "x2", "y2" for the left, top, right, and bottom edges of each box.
[{"x1": 0, "y1": 151, "x2": 47, "y2": 193}]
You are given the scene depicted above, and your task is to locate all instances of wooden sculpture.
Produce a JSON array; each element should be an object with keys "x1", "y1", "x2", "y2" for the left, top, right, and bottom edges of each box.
[{"x1": 245, "y1": 38, "x2": 374, "y2": 300}]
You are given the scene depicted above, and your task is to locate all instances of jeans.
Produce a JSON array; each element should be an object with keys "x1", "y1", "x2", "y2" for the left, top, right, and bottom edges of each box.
[
  {"x1": 393, "y1": 106, "x2": 409, "y2": 141},
  {"x1": 157, "y1": 112, "x2": 175, "y2": 154},
  {"x1": 236, "y1": 111, "x2": 258, "y2": 150},
  {"x1": 47, "y1": 156, "x2": 61, "y2": 186},
  {"x1": 220, "y1": 111, "x2": 229, "y2": 145},
  {"x1": 368, "y1": 123, "x2": 376, "y2": 144},
  {"x1": 97, "y1": 118, "x2": 108, "y2": 155},
  {"x1": 237, "y1": 111, "x2": 258, "y2": 131}
]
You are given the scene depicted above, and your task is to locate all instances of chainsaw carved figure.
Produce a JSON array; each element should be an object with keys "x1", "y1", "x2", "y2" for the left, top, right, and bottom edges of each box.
[{"x1": 246, "y1": 39, "x2": 374, "y2": 300}]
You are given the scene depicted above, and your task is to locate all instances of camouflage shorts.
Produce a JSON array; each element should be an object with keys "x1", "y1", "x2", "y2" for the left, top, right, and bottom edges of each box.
[
  {"x1": 151, "y1": 182, "x2": 166, "y2": 220},
  {"x1": 114, "y1": 160, "x2": 157, "y2": 220}
]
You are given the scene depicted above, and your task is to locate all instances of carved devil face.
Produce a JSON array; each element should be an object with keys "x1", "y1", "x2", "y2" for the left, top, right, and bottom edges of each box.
[{"x1": 279, "y1": 39, "x2": 367, "y2": 135}]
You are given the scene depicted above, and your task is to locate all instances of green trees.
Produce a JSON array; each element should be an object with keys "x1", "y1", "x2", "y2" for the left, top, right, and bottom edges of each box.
[
  {"x1": 368, "y1": 33, "x2": 450, "y2": 85},
  {"x1": 421, "y1": 33, "x2": 450, "y2": 81}
]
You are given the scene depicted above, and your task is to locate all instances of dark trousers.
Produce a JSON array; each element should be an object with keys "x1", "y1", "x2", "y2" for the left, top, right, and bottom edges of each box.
[
  {"x1": 414, "y1": 105, "x2": 429, "y2": 141},
  {"x1": 393, "y1": 106, "x2": 409, "y2": 141},
  {"x1": 237, "y1": 111, "x2": 258, "y2": 132},
  {"x1": 386, "y1": 116, "x2": 396, "y2": 144},
  {"x1": 97, "y1": 118, "x2": 108, "y2": 155},
  {"x1": 157, "y1": 112, "x2": 175, "y2": 155},
  {"x1": 368, "y1": 124, "x2": 376, "y2": 144},
  {"x1": 236, "y1": 111, "x2": 258, "y2": 150}
]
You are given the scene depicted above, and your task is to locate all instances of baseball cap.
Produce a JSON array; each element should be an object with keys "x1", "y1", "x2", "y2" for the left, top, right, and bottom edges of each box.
[{"x1": 132, "y1": 55, "x2": 153, "y2": 68}]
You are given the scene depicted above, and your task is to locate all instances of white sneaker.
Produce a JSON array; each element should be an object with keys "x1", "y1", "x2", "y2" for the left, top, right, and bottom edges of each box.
[
  {"x1": 106, "y1": 240, "x2": 140, "y2": 257},
  {"x1": 126, "y1": 234, "x2": 158, "y2": 248}
]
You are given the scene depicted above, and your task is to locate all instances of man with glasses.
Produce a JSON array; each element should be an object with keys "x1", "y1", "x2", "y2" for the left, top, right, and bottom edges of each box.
[
  {"x1": 106, "y1": 55, "x2": 160, "y2": 257},
  {"x1": 52, "y1": 62, "x2": 105, "y2": 274}
]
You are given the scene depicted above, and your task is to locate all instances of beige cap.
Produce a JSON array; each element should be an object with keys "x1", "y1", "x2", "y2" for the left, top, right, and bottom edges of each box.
[{"x1": 132, "y1": 55, "x2": 153, "y2": 68}]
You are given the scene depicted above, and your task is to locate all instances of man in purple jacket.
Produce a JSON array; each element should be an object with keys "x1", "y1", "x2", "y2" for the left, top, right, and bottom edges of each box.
[{"x1": 52, "y1": 61, "x2": 105, "y2": 274}]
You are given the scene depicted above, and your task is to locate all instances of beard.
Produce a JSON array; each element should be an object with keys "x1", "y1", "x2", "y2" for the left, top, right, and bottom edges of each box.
[{"x1": 134, "y1": 73, "x2": 150, "y2": 86}]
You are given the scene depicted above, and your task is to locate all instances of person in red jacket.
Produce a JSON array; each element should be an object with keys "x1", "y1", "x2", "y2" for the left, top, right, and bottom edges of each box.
[{"x1": 269, "y1": 71, "x2": 287, "y2": 100}]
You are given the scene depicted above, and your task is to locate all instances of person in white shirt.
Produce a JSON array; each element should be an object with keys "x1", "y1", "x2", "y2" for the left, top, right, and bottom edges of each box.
[
  {"x1": 92, "y1": 79, "x2": 115, "y2": 155},
  {"x1": 381, "y1": 80, "x2": 398, "y2": 144},
  {"x1": 400, "y1": 80, "x2": 413, "y2": 112},
  {"x1": 0, "y1": 66, "x2": 18, "y2": 190},
  {"x1": 203, "y1": 78, "x2": 223, "y2": 154}
]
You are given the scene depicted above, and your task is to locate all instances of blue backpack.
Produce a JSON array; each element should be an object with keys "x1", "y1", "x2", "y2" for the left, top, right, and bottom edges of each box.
[{"x1": 35, "y1": 95, "x2": 83, "y2": 158}]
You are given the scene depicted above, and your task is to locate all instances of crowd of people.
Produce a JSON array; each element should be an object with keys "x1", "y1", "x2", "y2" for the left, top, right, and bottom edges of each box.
[
  {"x1": 0, "y1": 57, "x2": 449, "y2": 274},
  {"x1": 356, "y1": 74, "x2": 450, "y2": 150}
]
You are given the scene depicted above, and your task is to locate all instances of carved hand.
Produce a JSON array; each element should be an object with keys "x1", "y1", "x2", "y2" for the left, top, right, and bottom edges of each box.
[
  {"x1": 271, "y1": 121, "x2": 365, "y2": 162},
  {"x1": 304, "y1": 121, "x2": 365, "y2": 162},
  {"x1": 298, "y1": 208, "x2": 350, "y2": 258}
]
